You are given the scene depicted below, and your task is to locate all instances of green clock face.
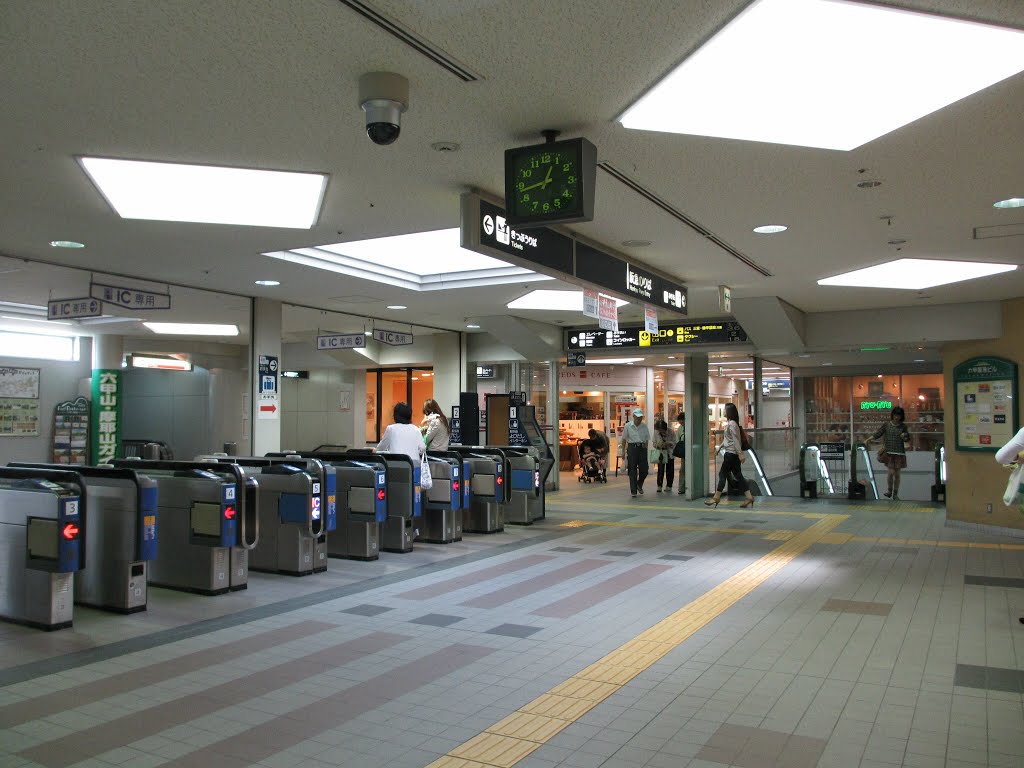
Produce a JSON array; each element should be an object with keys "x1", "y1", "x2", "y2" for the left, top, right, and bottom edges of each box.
[{"x1": 509, "y1": 144, "x2": 580, "y2": 219}]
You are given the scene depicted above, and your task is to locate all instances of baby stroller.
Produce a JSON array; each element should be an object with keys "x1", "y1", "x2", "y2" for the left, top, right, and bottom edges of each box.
[{"x1": 577, "y1": 439, "x2": 607, "y2": 483}]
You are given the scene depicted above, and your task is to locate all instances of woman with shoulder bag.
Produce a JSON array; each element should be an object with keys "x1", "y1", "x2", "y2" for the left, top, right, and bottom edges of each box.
[
  {"x1": 866, "y1": 406, "x2": 910, "y2": 500},
  {"x1": 421, "y1": 398, "x2": 450, "y2": 451},
  {"x1": 706, "y1": 403, "x2": 754, "y2": 508},
  {"x1": 652, "y1": 419, "x2": 677, "y2": 492}
]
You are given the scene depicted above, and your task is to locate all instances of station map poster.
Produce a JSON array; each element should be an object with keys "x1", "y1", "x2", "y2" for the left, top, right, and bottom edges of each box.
[
  {"x1": 0, "y1": 366, "x2": 41, "y2": 436},
  {"x1": 953, "y1": 356, "x2": 1018, "y2": 452}
]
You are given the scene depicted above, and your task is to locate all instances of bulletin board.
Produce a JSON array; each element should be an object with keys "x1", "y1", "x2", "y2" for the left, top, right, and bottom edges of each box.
[
  {"x1": 0, "y1": 367, "x2": 41, "y2": 436},
  {"x1": 953, "y1": 356, "x2": 1018, "y2": 452}
]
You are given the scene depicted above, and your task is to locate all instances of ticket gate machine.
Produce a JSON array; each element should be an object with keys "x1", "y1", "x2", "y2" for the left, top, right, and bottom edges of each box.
[
  {"x1": 317, "y1": 457, "x2": 386, "y2": 560},
  {"x1": 346, "y1": 450, "x2": 419, "y2": 553},
  {"x1": 421, "y1": 451, "x2": 463, "y2": 544},
  {"x1": 258, "y1": 454, "x2": 338, "y2": 571},
  {"x1": 496, "y1": 448, "x2": 544, "y2": 525},
  {"x1": 453, "y1": 447, "x2": 505, "y2": 534},
  {"x1": 10, "y1": 463, "x2": 158, "y2": 612},
  {"x1": 114, "y1": 460, "x2": 258, "y2": 595},
  {"x1": 0, "y1": 467, "x2": 85, "y2": 630},
  {"x1": 197, "y1": 457, "x2": 323, "y2": 576}
]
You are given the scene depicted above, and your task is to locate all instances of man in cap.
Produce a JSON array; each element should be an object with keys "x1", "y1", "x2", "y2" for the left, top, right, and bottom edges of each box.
[{"x1": 622, "y1": 407, "x2": 651, "y2": 497}]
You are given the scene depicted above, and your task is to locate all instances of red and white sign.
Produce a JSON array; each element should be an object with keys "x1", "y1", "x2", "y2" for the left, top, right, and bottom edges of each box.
[
  {"x1": 258, "y1": 395, "x2": 279, "y2": 420},
  {"x1": 582, "y1": 288, "x2": 599, "y2": 319},
  {"x1": 644, "y1": 304, "x2": 658, "y2": 334},
  {"x1": 598, "y1": 294, "x2": 618, "y2": 332}
]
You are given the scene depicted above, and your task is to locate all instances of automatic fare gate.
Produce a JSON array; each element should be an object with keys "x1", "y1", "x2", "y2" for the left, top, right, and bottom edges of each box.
[
  {"x1": 0, "y1": 467, "x2": 85, "y2": 630},
  {"x1": 422, "y1": 451, "x2": 464, "y2": 543},
  {"x1": 11, "y1": 463, "x2": 157, "y2": 612},
  {"x1": 491, "y1": 446, "x2": 545, "y2": 525},
  {"x1": 263, "y1": 454, "x2": 338, "y2": 571},
  {"x1": 320, "y1": 456, "x2": 387, "y2": 560},
  {"x1": 453, "y1": 447, "x2": 505, "y2": 534},
  {"x1": 346, "y1": 450, "x2": 419, "y2": 553},
  {"x1": 114, "y1": 460, "x2": 258, "y2": 595},
  {"x1": 198, "y1": 456, "x2": 326, "y2": 576}
]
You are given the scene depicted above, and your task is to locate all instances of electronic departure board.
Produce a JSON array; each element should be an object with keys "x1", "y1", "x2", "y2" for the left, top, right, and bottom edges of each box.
[{"x1": 567, "y1": 322, "x2": 747, "y2": 350}]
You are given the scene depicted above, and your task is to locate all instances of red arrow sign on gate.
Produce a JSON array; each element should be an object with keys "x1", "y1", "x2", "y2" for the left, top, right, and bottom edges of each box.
[
  {"x1": 62, "y1": 524, "x2": 80, "y2": 539},
  {"x1": 259, "y1": 404, "x2": 277, "y2": 414}
]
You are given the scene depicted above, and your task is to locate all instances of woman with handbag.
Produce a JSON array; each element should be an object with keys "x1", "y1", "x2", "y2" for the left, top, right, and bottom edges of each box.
[
  {"x1": 652, "y1": 419, "x2": 677, "y2": 492},
  {"x1": 706, "y1": 403, "x2": 754, "y2": 508},
  {"x1": 866, "y1": 406, "x2": 910, "y2": 500}
]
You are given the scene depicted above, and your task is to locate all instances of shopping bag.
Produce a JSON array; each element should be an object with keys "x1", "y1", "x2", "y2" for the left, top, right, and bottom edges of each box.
[
  {"x1": 420, "y1": 455, "x2": 433, "y2": 490},
  {"x1": 648, "y1": 447, "x2": 661, "y2": 464},
  {"x1": 1003, "y1": 463, "x2": 1023, "y2": 507}
]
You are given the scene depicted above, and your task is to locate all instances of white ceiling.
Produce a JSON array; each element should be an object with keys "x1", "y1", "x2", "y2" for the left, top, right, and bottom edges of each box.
[{"x1": 0, "y1": 0, "x2": 1022, "y2": 355}]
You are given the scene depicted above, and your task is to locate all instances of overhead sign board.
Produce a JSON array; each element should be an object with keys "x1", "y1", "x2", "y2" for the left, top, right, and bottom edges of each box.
[
  {"x1": 566, "y1": 321, "x2": 747, "y2": 350},
  {"x1": 460, "y1": 193, "x2": 687, "y2": 316},
  {"x1": 317, "y1": 333, "x2": 366, "y2": 350},
  {"x1": 476, "y1": 365, "x2": 496, "y2": 379},
  {"x1": 567, "y1": 351, "x2": 586, "y2": 367},
  {"x1": 48, "y1": 297, "x2": 102, "y2": 320},
  {"x1": 90, "y1": 282, "x2": 171, "y2": 310},
  {"x1": 373, "y1": 328, "x2": 413, "y2": 346}
]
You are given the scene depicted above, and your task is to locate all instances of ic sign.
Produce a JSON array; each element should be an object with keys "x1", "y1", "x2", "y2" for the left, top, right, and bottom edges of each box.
[
  {"x1": 90, "y1": 282, "x2": 171, "y2": 310},
  {"x1": 317, "y1": 334, "x2": 366, "y2": 350},
  {"x1": 48, "y1": 297, "x2": 102, "y2": 320},
  {"x1": 373, "y1": 329, "x2": 413, "y2": 346}
]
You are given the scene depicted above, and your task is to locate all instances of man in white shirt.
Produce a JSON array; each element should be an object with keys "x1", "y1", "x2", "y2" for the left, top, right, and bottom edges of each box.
[{"x1": 622, "y1": 408, "x2": 651, "y2": 497}]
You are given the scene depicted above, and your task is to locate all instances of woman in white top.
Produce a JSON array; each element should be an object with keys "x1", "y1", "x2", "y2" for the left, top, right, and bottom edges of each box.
[
  {"x1": 995, "y1": 427, "x2": 1024, "y2": 465},
  {"x1": 706, "y1": 402, "x2": 754, "y2": 508},
  {"x1": 376, "y1": 402, "x2": 426, "y2": 463},
  {"x1": 421, "y1": 398, "x2": 450, "y2": 451}
]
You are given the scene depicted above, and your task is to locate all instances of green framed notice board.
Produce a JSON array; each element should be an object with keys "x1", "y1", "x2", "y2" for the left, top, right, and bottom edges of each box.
[{"x1": 953, "y1": 356, "x2": 1018, "y2": 451}]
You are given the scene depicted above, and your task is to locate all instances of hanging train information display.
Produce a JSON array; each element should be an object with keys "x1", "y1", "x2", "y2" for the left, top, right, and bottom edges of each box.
[{"x1": 566, "y1": 322, "x2": 747, "y2": 350}]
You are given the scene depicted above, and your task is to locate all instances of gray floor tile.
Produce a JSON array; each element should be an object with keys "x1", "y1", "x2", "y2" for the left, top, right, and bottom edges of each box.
[
  {"x1": 485, "y1": 623, "x2": 542, "y2": 638},
  {"x1": 409, "y1": 613, "x2": 465, "y2": 627},
  {"x1": 602, "y1": 550, "x2": 637, "y2": 557},
  {"x1": 340, "y1": 604, "x2": 393, "y2": 616},
  {"x1": 550, "y1": 546, "x2": 583, "y2": 553},
  {"x1": 658, "y1": 555, "x2": 694, "y2": 562},
  {"x1": 964, "y1": 574, "x2": 1024, "y2": 589}
]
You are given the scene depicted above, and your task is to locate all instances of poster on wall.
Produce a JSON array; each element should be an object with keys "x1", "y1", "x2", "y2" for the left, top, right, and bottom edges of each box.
[
  {"x1": 52, "y1": 396, "x2": 90, "y2": 463},
  {"x1": 953, "y1": 356, "x2": 1018, "y2": 452},
  {"x1": 91, "y1": 370, "x2": 122, "y2": 463},
  {"x1": 0, "y1": 366, "x2": 41, "y2": 436}
]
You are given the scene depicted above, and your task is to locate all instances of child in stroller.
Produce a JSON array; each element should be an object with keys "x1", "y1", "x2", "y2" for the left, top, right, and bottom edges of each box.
[{"x1": 577, "y1": 430, "x2": 608, "y2": 483}]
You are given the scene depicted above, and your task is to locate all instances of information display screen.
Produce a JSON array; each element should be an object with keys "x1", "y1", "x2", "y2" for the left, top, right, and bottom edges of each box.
[{"x1": 567, "y1": 322, "x2": 747, "y2": 350}]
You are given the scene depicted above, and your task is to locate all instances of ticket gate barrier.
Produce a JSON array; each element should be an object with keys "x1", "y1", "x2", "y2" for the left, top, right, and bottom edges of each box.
[
  {"x1": 488, "y1": 447, "x2": 543, "y2": 525},
  {"x1": 197, "y1": 457, "x2": 323, "y2": 576},
  {"x1": 114, "y1": 460, "x2": 258, "y2": 594},
  {"x1": 345, "y1": 450, "x2": 419, "y2": 553},
  {"x1": 323, "y1": 458, "x2": 387, "y2": 560},
  {"x1": 422, "y1": 451, "x2": 463, "y2": 544},
  {"x1": 261, "y1": 454, "x2": 338, "y2": 572},
  {"x1": 453, "y1": 447, "x2": 505, "y2": 534},
  {"x1": 10, "y1": 463, "x2": 157, "y2": 613},
  {"x1": 0, "y1": 467, "x2": 85, "y2": 630}
]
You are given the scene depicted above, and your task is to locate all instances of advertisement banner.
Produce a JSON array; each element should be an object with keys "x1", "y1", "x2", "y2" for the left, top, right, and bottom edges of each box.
[
  {"x1": 91, "y1": 370, "x2": 122, "y2": 464},
  {"x1": 598, "y1": 294, "x2": 618, "y2": 332},
  {"x1": 644, "y1": 305, "x2": 658, "y2": 333}
]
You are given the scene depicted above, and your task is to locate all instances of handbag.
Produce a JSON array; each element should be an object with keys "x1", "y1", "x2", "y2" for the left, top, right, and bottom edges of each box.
[
  {"x1": 648, "y1": 447, "x2": 662, "y2": 464},
  {"x1": 419, "y1": 455, "x2": 433, "y2": 490},
  {"x1": 1003, "y1": 463, "x2": 1023, "y2": 507},
  {"x1": 672, "y1": 441, "x2": 686, "y2": 459},
  {"x1": 876, "y1": 447, "x2": 888, "y2": 464}
]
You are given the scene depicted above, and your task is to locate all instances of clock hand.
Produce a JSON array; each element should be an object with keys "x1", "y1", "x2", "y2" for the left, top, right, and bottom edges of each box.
[
  {"x1": 520, "y1": 179, "x2": 546, "y2": 192},
  {"x1": 540, "y1": 165, "x2": 553, "y2": 188}
]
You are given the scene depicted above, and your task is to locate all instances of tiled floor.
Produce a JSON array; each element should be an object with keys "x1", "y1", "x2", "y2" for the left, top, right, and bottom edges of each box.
[{"x1": 2, "y1": 474, "x2": 1023, "y2": 768}]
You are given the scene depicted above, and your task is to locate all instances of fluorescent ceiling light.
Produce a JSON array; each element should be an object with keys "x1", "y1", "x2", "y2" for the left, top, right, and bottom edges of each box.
[
  {"x1": 753, "y1": 225, "x2": 787, "y2": 234},
  {"x1": 993, "y1": 198, "x2": 1024, "y2": 209},
  {"x1": 387, "y1": 305, "x2": 407, "y2": 310},
  {"x1": 619, "y1": 0, "x2": 1024, "y2": 150},
  {"x1": 143, "y1": 322, "x2": 239, "y2": 336},
  {"x1": 586, "y1": 357, "x2": 645, "y2": 365},
  {"x1": 50, "y1": 240, "x2": 85, "y2": 248},
  {"x1": 818, "y1": 258, "x2": 1016, "y2": 289},
  {"x1": 466, "y1": 324, "x2": 481, "y2": 329},
  {"x1": 507, "y1": 290, "x2": 629, "y2": 311},
  {"x1": 80, "y1": 157, "x2": 327, "y2": 228},
  {"x1": 130, "y1": 355, "x2": 192, "y2": 371},
  {"x1": 265, "y1": 229, "x2": 552, "y2": 291},
  {"x1": 1, "y1": 315, "x2": 71, "y2": 325},
  {"x1": 254, "y1": 280, "x2": 280, "y2": 286}
]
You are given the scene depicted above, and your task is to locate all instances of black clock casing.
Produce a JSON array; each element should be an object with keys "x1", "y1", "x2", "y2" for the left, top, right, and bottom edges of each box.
[{"x1": 504, "y1": 137, "x2": 597, "y2": 228}]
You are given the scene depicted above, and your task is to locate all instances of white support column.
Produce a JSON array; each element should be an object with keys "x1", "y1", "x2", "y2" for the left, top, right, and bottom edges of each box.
[
  {"x1": 250, "y1": 298, "x2": 282, "y2": 455},
  {"x1": 753, "y1": 356, "x2": 763, "y2": 428},
  {"x1": 92, "y1": 334, "x2": 123, "y2": 370},
  {"x1": 431, "y1": 332, "x2": 463, "y2": 415},
  {"x1": 684, "y1": 353, "x2": 709, "y2": 500},
  {"x1": 645, "y1": 365, "x2": 656, "y2": 420}
]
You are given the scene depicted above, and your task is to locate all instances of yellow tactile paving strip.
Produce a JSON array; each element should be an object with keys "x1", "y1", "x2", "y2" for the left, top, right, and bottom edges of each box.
[{"x1": 424, "y1": 515, "x2": 847, "y2": 768}]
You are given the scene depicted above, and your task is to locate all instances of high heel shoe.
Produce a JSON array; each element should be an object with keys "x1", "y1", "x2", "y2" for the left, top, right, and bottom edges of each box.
[
  {"x1": 740, "y1": 497, "x2": 754, "y2": 508},
  {"x1": 704, "y1": 496, "x2": 720, "y2": 507}
]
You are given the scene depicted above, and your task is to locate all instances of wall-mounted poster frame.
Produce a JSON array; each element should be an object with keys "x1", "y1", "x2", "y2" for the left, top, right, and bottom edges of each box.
[
  {"x1": 953, "y1": 356, "x2": 1018, "y2": 452},
  {"x1": 52, "y1": 396, "x2": 90, "y2": 464},
  {"x1": 0, "y1": 366, "x2": 41, "y2": 436}
]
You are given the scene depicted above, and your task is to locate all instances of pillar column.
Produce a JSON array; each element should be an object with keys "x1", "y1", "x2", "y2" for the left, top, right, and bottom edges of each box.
[
  {"x1": 250, "y1": 298, "x2": 282, "y2": 455},
  {"x1": 430, "y1": 332, "x2": 463, "y2": 415},
  {"x1": 91, "y1": 335, "x2": 124, "y2": 464},
  {"x1": 684, "y1": 353, "x2": 709, "y2": 500},
  {"x1": 753, "y1": 355, "x2": 763, "y2": 428}
]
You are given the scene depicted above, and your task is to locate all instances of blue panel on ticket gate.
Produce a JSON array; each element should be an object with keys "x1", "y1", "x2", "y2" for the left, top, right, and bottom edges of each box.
[
  {"x1": 57, "y1": 496, "x2": 83, "y2": 573},
  {"x1": 462, "y1": 461, "x2": 471, "y2": 508},
  {"x1": 220, "y1": 482, "x2": 238, "y2": 547},
  {"x1": 511, "y1": 468, "x2": 534, "y2": 492},
  {"x1": 324, "y1": 469, "x2": 337, "y2": 531},
  {"x1": 494, "y1": 461, "x2": 504, "y2": 501},
  {"x1": 451, "y1": 465, "x2": 461, "y2": 508},
  {"x1": 137, "y1": 485, "x2": 158, "y2": 561},
  {"x1": 412, "y1": 465, "x2": 422, "y2": 518},
  {"x1": 374, "y1": 471, "x2": 387, "y2": 522},
  {"x1": 278, "y1": 493, "x2": 309, "y2": 525}
]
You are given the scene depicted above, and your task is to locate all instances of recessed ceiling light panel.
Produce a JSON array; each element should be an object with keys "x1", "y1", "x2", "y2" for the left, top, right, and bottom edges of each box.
[
  {"x1": 143, "y1": 322, "x2": 240, "y2": 336},
  {"x1": 753, "y1": 225, "x2": 787, "y2": 234},
  {"x1": 993, "y1": 197, "x2": 1024, "y2": 209},
  {"x1": 254, "y1": 280, "x2": 280, "y2": 286},
  {"x1": 386, "y1": 305, "x2": 407, "y2": 310},
  {"x1": 80, "y1": 158, "x2": 327, "y2": 228},
  {"x1": 818, "y1": 258, "x2": 1016, "y2": 289},
  {"x1": 507, "y1": 290, "x2": 629, "y2": 311},
  {"x1": 619, "y1": 0, "x2": 1024, "y2": 150},
  {"x1": 50, "y1": 240, "x2": 85, "y2": 248}
]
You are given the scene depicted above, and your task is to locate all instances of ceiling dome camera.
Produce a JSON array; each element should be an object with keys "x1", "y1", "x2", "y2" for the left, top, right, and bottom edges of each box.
[{"x1": 359, "y1": 72, "x2": 409, "y2": 146}]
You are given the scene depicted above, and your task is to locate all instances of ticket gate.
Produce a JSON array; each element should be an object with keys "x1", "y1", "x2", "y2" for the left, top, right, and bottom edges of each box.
[
  {"x1": 496, "y1": 448, "x2": 543, "y2": 525},
  {"x1": 197, "y1": 457, "x2": 323, "y2": 576},
  {"x1": 10, "y1": 463, "x2": 158, "y2": 612},
  {"x1": 453, "y1": 448, "x2": 505, "y2": 534},
  {"x1": 421, "y1": 451, "x2": 463, "y2": 544},
  {"x1": 260, "y1": 454, "x2": 338, "y2": 572},
  {"x1": 114, "y1": 460, "x2": 258, "y2": 595},
  {"x1": 0, "y1": 467, "x2": 85, "y2": 630},
  {"x1": 346, "y1": 450, "x2": 419, "y2": 553},
  {"x1": 330, "y1": 459, "x2": 387, "y2": 560}
]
